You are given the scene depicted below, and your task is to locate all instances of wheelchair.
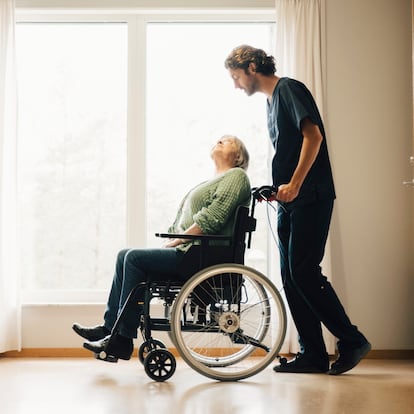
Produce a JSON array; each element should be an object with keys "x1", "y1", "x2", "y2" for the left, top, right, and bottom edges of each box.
[{"x1": 95, "y1": 186, "x2": 287, "y2": 382}]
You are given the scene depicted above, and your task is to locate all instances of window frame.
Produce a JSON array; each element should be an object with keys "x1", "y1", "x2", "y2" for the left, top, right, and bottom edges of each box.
[{"x1": 16, "y1": 9, "x2": 276, "y2": 304}]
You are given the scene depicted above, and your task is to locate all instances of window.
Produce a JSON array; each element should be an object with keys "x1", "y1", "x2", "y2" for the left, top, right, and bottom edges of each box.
[
  {"x1": 16, "y1": 22, "x2": 128, "y2": 300},
  {"x1": 146, "y1": 22, "x2": 275, "y2": 274},
  {"x1": 15, "y1": 14, "x2": 276, "y2": 303}
]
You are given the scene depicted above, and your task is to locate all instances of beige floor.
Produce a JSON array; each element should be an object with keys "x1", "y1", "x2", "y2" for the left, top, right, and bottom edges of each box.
[{"x1": 0, "y1": 357, "x2": 413, "y2": 414}]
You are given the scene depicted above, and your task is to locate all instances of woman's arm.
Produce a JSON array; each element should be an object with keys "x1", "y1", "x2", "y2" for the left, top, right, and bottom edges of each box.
[
  {"x1": 163, "y1": 223, "x2": 203, "y2": 248},
  {"x1": 164, "y1": 169, "x2": 250, "y2": 247},
  {"x1": 194, "y1": 169, "x2": 251, "y2": 234}
]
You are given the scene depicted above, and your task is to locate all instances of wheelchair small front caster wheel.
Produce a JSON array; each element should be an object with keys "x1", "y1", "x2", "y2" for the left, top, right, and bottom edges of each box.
[
  {"x1": 138, "y1": 339, "x2": 166, "y2": 364},
  {"x1": 144, "y1": 349, "x2": 176, "y2": 382}
]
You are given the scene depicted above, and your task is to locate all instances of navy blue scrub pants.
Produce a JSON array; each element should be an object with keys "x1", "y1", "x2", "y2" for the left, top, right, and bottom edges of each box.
[{"x1": 277, "y1": 198, "x2": 367, "y2": 361}]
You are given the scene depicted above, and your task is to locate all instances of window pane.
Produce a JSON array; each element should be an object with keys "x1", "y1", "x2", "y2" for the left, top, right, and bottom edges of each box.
[
  {"x1": 16, "y1": 23, "x2": 127, "y2": 294},
  {"x1": 146, "y1": 22, "x2": 275, "y2": 274}
]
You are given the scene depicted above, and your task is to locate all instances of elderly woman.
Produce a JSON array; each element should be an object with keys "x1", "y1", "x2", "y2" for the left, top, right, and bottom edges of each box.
[{"x1": 73, "y1": 135, "x2": 251, "y2": 361}]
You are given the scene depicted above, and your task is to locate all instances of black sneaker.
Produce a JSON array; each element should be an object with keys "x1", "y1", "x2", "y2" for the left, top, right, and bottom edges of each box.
[
  {"x1": 273, "y1": 353, "x2": 329, "y2": 373},
  {"x1": 83, "y1": 334, "x2": 133, "y2": 361},
  {"x1": 328, "y1": 341, "x2": 371, "y2": 375},
  {"x1": 72, "y1": 323, "x2": 110, "y2": 341}
]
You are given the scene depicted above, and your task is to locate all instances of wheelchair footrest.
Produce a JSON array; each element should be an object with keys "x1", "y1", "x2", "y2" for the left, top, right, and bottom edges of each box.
[{"x1": 94, "y1": 351, "x2": 119, "y2": 363}]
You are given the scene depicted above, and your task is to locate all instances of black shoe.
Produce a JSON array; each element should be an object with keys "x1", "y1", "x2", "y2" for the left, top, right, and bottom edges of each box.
[
  {"x1": 72, "y1": 323, "x2": 110, "y2": 341},
  {"x1": 273, "y1": 353, "x2": 329, "y2": 373},
  {"x1": 328, "y1": 341, "x2": 371, "y2": 375},
  {"x1": 83, "y1": 334, "x2": 134, "y2": 361}
]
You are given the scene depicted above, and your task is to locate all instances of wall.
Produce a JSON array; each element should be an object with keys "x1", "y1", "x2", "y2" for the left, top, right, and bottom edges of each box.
[
  {"x1": 15, "y1": 0, "x2": 414, "y2": 353},
  {"x1": 325, "y1": 0, "x2": 413, "y2": 350}
]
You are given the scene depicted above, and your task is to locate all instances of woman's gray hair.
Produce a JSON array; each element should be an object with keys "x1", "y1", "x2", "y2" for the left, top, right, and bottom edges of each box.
[{"x1": 225, "y1": 135, "x2": 250, "y2": 170}]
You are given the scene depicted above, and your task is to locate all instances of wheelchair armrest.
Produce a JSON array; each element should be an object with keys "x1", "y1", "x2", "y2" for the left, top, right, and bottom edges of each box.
[{"x1": 155, "y1": 233, "x2": 232, "y2": 242}]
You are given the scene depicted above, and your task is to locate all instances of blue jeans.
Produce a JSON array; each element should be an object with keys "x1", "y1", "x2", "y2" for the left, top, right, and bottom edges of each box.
[
  {"x1": 103, "y1": 248, "x2": 185, "y2": 338},
  {"x1": 277, "y1": 198, "x2": 367, "y2": 360}
]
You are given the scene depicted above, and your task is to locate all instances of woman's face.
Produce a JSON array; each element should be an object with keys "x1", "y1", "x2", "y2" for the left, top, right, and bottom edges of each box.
[{"x1": 211, "y1": 136, "x2": 239, "y2": 166}]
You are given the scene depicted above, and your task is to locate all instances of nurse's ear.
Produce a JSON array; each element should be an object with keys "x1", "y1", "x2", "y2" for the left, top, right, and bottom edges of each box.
[{"x1": 248, "y1": 62, "x2": 257, "y2": 74}]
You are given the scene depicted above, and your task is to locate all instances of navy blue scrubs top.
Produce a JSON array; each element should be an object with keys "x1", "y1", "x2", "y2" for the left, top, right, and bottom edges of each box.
[{"x1": 267, "y1": 77, "x2": 336, "y2": 206}]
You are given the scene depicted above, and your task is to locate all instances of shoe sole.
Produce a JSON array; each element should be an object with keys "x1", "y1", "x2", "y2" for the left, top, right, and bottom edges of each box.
[
  {"x1": 273, "y1": 365, "x2": 328, "y2": 374},
  {"x1": 328, "y1": 342, "x2": 372, "y2": 375}
]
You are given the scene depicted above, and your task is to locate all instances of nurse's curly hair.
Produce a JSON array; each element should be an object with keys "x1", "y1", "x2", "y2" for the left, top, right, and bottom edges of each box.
[{"x1": 224, "y1": 45, "x2": 276, "y2": 76}]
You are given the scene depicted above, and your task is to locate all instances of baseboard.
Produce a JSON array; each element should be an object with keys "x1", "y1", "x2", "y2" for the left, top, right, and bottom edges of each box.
[
  {"x1": 361, "y1": 349, "x2": 414, "y2": 359},
  {"x1": 0, "y1": 347, "x2": 179, "y2": 358},
  {"x1": 1, "y1": 348, "x2": 92, "y2": 358},
  {"x1": 1, "y1": 348, "x2": 414, "y2": 359}
]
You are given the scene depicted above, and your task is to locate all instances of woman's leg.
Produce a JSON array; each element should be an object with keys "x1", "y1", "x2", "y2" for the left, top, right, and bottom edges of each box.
[
  {"x1": 103, "y1": 249, "x2": 130, "y2": 331},
  {"x1": 73, "y1": 249, "x2": 130, "y2": 341},
  {"x1": 112, "y1": 247, "x2": 184, "y2": 339}
]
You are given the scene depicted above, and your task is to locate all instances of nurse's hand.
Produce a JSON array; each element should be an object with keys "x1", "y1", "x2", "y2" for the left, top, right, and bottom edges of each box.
[{"x1": 276, "y1": 183, "x2": 299, "y2": 203}]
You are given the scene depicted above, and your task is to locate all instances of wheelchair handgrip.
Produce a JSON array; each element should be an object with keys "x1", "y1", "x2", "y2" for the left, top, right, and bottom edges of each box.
[{"x1": 252, "y1": 185, "x2": 277, "y2": 201}]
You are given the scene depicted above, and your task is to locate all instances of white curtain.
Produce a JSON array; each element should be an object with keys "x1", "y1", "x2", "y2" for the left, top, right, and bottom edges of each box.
[
  {"x1": 0, "y1": 0, "x2": 20, "y2": 353},
  {"x1": 275, "y1": 0, "x2": 326, "y2": 114},
  {"x1": 274, "y1": 0, "x2": 335, "y2": 354}
]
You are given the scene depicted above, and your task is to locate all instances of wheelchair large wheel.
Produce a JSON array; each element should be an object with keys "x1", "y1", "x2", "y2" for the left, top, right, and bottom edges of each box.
[{"x1": 170, "y1": 263, "x2": 286, "y2": 381}]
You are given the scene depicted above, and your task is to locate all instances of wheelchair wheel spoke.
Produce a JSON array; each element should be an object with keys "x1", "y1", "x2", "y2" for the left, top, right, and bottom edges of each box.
[{"x1": 171, "y1": 263, "x2": 287, "y2": 381}]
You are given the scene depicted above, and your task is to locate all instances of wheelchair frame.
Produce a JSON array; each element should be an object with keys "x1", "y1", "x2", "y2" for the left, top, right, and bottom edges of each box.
[{"x1": 95, "y1": 191, "x2": 287, "y2": 382}]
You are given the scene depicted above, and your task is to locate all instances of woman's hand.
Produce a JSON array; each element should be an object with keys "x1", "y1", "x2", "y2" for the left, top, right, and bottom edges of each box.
[
  {"x1": 164, "y1": 223, "x2": 203, "y2": 248},
  {"x1": 163, "y1": 238, "x2": 186, "y2": 248}
]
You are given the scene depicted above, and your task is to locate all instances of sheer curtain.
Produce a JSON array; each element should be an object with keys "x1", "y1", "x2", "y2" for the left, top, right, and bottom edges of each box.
[
  {"x1": 275, "y1": 0, "x2": 325, "y2": 113},
  {"x1": 274, "y1": 0, "x2": 335, "y2": 354},
  {"x1": 0, "y1": 0, "x2": 20, "y2": 353}
]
